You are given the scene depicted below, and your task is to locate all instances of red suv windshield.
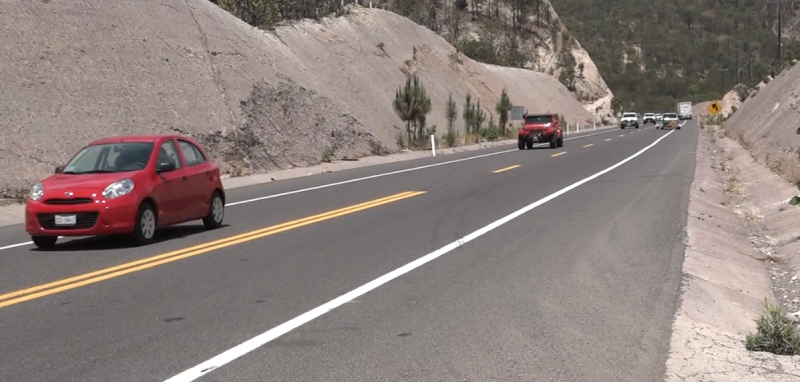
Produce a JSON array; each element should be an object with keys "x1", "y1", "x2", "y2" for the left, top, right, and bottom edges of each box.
[{"x1": 525, "y1": 115, "x2": 553, "y2": 124}]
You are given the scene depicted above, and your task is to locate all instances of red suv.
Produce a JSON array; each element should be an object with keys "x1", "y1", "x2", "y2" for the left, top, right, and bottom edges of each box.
[
  {"x1": 518, "y1": 113, "x2": 564, "y2": 149},
  {"x1": 25, "y1": 135, "x2": 226, "y2": 249}
]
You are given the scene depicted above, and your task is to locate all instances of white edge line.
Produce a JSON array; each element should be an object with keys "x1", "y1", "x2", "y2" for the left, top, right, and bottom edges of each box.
[
  {"x1": 163, "y1": 129, "x2": 676, "y2": 382},
  {"x1": 224, "y1": 127, "x2": 619, "y2": 207},
  {"x1": 0, "y1": 241, "x2": 34, "y2": 251},
  {"x1": 0, "y1": 127, "x2": 621, "y2": 252}
]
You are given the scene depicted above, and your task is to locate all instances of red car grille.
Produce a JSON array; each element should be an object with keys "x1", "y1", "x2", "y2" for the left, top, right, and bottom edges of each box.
[
  {"x1": 37, "y1": 212, "x2": 99, "y2": 230},
  {"x1": 44, "y1": 198, "x2": 93, "y2": 205}
]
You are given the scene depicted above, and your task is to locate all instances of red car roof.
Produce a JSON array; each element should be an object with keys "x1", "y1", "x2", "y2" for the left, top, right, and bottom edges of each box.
[{"x1": 89, "y1": 134, "x2": 199, "y2": 145}]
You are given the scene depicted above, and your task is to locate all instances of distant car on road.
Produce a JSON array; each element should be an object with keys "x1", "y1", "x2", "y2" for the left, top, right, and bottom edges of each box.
[
  {"x1": 518, "y1": 113, "x2": 564, "y2": 149},
  {"x1": 620, "y1": 112, "x2": 639, "y2": 129},
  {"x1": 655, "y1": 113, "x2": 663, "y2": 124},
  {"x1": 643, "y1": 113, "x2": 656, "y2": 125},
  {"x1": 659, "y1": 113, "x2": 680, "y2": 130},
  {"x1": 25, "y1": 135, "x2": 226, "y2": 249}
]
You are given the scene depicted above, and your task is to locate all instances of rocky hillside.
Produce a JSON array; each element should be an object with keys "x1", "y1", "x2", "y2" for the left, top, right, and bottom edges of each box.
[
  {"x1": 720, "y1": 64, "x2": 800, "y2": 183},
  {"x1": 373, "y1": 0, "x2": 615, "y2": 118},
  {"x1": 0, "y1": 0, "x2": 606, "y2": 202},
  {"x1": 551, "y1": 0, "x2": 800, "y2": 111}
]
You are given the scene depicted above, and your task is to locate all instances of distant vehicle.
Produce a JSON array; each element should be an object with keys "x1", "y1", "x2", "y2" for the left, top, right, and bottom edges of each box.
[
  {"x1": 659, "y1": 113, "x2": 680, "y2": 130},
  {"x1": 655, "y1": 113, "x2": 663, "y2": 123},
  {"x1": 643, "y1": 113, "x2": 656, "y2": 125},
  {"x1": 676, "y1": 101, "x2": 692, "y2": 120},
  {"x1": 620, "y1": 112, "x2": 639, "y2": 129},
  {"x1": 518, "y1": 113, "x2": 564, "y2": 149},
  {"x1": 25, "y1": 135, "x2": 226, "y2": 249}
]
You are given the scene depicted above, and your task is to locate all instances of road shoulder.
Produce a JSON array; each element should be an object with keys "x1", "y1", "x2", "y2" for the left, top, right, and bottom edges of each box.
[{"x1": 663, "y1": 125, "x2": 800, "y2": 381}]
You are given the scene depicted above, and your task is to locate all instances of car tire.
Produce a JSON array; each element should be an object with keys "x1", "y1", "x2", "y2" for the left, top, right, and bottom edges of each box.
[
  {"x1": 518, "y1": 140, "x2": 525, "y2": 150},
  {"x1": 549, "y1": 134, "x2": 558, "y2": 149},
  {"x1": 526, "y1": 140, "x2": 533, "y2": 149},
  {"x1": 203, "y1": 191, "x2": 225, "y2": 229},
  {"x1": 635, "y1": 124, "x2": 639, "y2": 128},
  {"x1": 32, "y1": 236, "x2": 57, "y2": 249},
  {"x1": 557, "y1": 136, "x2": 564, "y2": 147},
  {"x1": 132, "y1": 202, "x2": 157, "y2": 246}
]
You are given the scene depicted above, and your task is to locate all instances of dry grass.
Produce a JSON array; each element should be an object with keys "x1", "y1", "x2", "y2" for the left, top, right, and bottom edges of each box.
[{"x1": 723, "y1": 170, "x2": 746, "y2": 195}]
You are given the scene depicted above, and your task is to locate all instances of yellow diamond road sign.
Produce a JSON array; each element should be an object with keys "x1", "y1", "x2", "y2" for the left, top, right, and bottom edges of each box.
[{"x1": 707, "y1": 101, "x2": 721, "y2": 116}]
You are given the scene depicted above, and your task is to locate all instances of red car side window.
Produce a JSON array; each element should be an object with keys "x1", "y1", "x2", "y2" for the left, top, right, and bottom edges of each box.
[
  {"x1": 177, "y1": 140, "x2": 207, "y2": 167},
  {"x1": 159, "y1": 140, "x2": 182, "y2": 169}
]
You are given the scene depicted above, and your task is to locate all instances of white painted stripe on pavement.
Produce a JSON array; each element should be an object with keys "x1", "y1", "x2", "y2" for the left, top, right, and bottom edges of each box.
[
  {"x1": 0, "y1": 241, "x2": 35, "y2": 251},
  {"x1": 163, "y1": 129, "x2": 676, "y2": 382},
  {"x1": 1, "y1": 128, "x2": 621, "y2": 252},
  {"x1": 224, "y1": 127, "x2": 619, "y2": 206}
]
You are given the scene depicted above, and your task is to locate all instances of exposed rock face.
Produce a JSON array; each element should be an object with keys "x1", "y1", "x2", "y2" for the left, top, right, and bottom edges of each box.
[{"x1": 0, "y1": 1, "x2": 607, "y2": 201}]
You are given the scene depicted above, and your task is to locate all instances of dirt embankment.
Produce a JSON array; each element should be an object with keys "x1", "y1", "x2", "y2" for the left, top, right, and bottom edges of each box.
[
  {"x1": 664, "y1": 125, "x2": 800, "y2": 381},
  {"x1": 717, "y1": 64, "x2": 800, "y2": 182},
  {"x1": 0, "y1": 1, "x2": 603, "y2": 202}
]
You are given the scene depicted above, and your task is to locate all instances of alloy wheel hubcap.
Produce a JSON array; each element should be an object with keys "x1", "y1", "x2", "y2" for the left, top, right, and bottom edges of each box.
[
  {"x1": 212, "y1": 197, "x2": 224, "y2": 223},
  {"x1": 141, "y1": 209, "x2": 155, "y2": 239}
]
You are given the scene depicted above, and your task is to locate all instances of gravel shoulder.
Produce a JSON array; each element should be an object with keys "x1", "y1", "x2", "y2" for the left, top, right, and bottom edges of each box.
[{"x1": 663, "y1": 125, "x2": 800, "y2": 381}]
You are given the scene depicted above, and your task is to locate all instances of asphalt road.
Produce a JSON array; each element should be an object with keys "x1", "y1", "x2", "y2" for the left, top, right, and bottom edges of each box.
[{"x1": 0, "y1": 122, "x2": 697, "y2": 382}]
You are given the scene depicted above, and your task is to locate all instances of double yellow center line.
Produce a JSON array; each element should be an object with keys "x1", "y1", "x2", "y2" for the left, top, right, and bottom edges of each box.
[{"x1": 0, "y1": 191, "x2": 426, "y2": 309}]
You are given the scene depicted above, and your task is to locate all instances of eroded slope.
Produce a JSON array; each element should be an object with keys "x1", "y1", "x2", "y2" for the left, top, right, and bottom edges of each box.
[
  {"x1": 721, "y1": 65, "x2": 800, "y2": 182},
  {"x1": 0, "y1": 0, "x2": 602, "y2": 201}
]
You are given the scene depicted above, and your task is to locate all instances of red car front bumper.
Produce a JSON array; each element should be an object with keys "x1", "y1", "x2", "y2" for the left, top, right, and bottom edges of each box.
[
  {"x1": 519, "y1": 130, "x2": 552, "y2": 142},
  {"x1": 25, "y1": 199, "x2": 138, "y2": 237}
]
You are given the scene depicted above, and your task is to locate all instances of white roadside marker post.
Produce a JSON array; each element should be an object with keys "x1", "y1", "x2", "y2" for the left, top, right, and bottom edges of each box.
[{"x1": 430, "y1": 134, "x2": 436, "y2": 157}]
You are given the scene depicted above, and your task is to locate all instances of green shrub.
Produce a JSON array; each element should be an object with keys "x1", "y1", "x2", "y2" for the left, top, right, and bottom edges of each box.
[{"x1": 745, "y1": 299, "x2": 800, "y2": 355}]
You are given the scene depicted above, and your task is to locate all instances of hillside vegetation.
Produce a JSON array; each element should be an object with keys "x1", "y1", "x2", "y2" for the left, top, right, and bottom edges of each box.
[
  {"x1": 0, "y1": 0, "x2": 600, "y2": 203},
  {"x1": 550, "y1": 0, "x2": 800, "y2": 111}
]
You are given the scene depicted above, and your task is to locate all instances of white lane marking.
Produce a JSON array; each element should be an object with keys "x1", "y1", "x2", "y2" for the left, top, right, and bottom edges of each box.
[
  {"x1": 225, "y1": 128, "x2": 618, "y2": 207},
  {"x1": 163, "y1": 129, "x2": 676, "y2": 382},
  {"x1": 0, "y1": 241, "x2": 35, "y2": 251},
  {"x1": 1, "y1": 128, "x2": 620, "y2": 252}
]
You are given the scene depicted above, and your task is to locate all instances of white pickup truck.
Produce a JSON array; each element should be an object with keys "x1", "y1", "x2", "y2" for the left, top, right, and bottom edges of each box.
[{"x1": 620, "y1": 112, "x2": 639, "y2": 129}]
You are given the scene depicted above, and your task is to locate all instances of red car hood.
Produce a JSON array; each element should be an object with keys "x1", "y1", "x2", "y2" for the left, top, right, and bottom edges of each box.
[{"x1": 41, "y1": 173, "x2": 133, "y2": 191}]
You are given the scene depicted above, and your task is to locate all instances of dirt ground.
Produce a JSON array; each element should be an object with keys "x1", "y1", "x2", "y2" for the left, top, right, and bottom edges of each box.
[
  {"x1": 663, "y1": 125, "x2": 800, "y2": 381},
  {"x1": 717, "y1": 63, "x2": 800, "y2": 184},
  {"x1": 0, "y1": 1, "x2": 612, "y2": 202}
]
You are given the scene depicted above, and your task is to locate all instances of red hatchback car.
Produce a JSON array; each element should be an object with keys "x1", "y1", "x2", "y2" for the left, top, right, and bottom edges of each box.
[{"x1": 25, "y1": 135, "x2": 226, "y2": 249}]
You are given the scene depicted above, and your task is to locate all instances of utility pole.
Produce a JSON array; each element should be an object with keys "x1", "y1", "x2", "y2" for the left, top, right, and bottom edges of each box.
[
  {"x1": 767, "y1": 0, "x2": 793, "y2": 70},
  {"x1": 718, "y1": 55, "x2": 729, "y2": 89}
]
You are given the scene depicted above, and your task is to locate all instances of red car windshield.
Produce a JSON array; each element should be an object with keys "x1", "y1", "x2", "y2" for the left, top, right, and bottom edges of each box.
[
  {"x1": 62, "y1": 142, "x2": 155, "y2": 174},
  {"x1": 525, "y1": 115, "x2": 553, "y2": 124}
]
